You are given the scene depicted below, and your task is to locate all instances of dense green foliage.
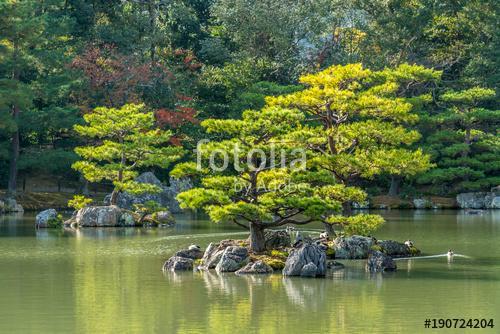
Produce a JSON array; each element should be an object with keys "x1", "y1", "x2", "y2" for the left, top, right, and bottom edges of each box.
[
  {"x1": 73, "y1": 104, "x2": 183, "y2": 204},
  {"x1": 0, "y1": 0, "x2": 498, "y2": 202}
]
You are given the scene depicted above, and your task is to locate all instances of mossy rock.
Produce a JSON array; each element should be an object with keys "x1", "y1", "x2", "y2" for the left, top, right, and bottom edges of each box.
[
  {"x1": 269, "y1": 249, "x2": 288, "y2": 259},
  {"x1": 326, "y1": 247, "x2": 335, "y2": 259},
  {"x1": 409, "y1": 246, "x2": 421, "y2": 256},
  {"x1": 370, "y1": 244, "x2": 383, "y2": 252},
  {"x1": 263, "y1": 257, "x2": 286, "y2": 270}
]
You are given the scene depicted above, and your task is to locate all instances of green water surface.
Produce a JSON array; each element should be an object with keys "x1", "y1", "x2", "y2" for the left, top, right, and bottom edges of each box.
[{"x1": 0, "y1": 210, "x2": 499, "y2": 334}]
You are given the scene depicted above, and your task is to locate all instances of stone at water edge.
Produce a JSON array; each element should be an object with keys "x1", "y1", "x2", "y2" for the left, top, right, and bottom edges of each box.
[
  {"x1": 334, "y1": 235, "x2": 374, "y2": 259},
  {"x1": 378, "y1": 240, "x2": 419, "y2": 257},
  {"x1": 3, "y1": 198, "x2": 23, "y2": 213},
  {"x1": 199, "y1": 240, "x2": 242, "y2": 270},
  {"x1": 175, "y1": 248, "x2": 204, "y2": 260},
  {"x1": 162, "y1": 256, "x2": 194, "y2": 272},
  {"x1": 215, "y1": 246, "x2": 249, "y2": 273},
  {"x1": 155, "y1": 211, "x2": 175, "y2": 225},
  {"x1": 300, "y1": 263, "x2": 319, "y2": 277},
  {"x1": 236, "y1": 260, "x2": 273, "y2": 275},
  {"x1": 35, "y1": 209, "x2": 59, "y2": 228},
  {"x1": 76, "y1": 205, "x2": 123, "y2": 227},
  {"x1": 103, "y1": 172, "x2": 192, "y2": 213},
  {"x1": 366, "y1": 251, "x2": 396, "y2": 272},
  {"x1": 283, "y1": 241, "x2": 326, "y2": 277}
]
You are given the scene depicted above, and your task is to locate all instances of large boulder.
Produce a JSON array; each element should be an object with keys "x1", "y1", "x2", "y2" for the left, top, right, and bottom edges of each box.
[
  {"x1": 378, "y1": 240, "x2": 419, "y2": 257},
  {"x1": 162, "y1": 256, "x2": 194, "y2": 272},
  {"x1": 35, "y1": 209, "x2": 60, "y2": 228},
  {"x1": 366, "y1": 251, "x2": 396, "y2": 272},
  {"x1": 413, "y1": 198, "x2": 432, "y2": 209},
  {"x1": 215, "y1": 246, "x2": 249, "y2": 273},
  {"x1": 485, "y1": 189, "x2": 500, "y2": 209},
  {"x1": 3, "y1": 198, "x2": 23, "y2": 213},
  {"x1": 264, "y1": 230, "x2": 291, "y2": 249},
  {"x1": 236, "y1": 260, "x2": 273, "y2": 275},
  {"x1": 283, "y1": 241, "x2": 326, "y2": 277},
  {"x1": 76, "y1": 205, "x2": 123, "y2": 227},
  {"x1": 199, "y1": 240, "x2": 242, "y2": 269},
  {"x1": 457, "y1": 192, "x2": 488, "y2": 209},
  {"x1": 155, "y1": 211, "x2": 176, "y2": 225},
  {"x1": 334, "y1": 235, "x2": 374, "y2": 259},
  {"x1": 104, "y1": 172, "x2": 192, "y2": 213}
]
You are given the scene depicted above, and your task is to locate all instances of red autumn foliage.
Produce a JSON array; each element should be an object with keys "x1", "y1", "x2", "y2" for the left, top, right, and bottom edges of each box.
[
  {"x1": 70, "y1": 44, "x2": 175, "y2": 107},
  {"x1": 155, "y1": 106, "x2": 198, "y2": 128}
]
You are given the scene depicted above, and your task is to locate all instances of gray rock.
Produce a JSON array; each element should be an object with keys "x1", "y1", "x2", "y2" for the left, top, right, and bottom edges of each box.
[
  {"x1": 199, "y1": 240, "x2": 241, "y2": 269},
  {"x1": 264, "y1": 230, "x2": 291, "y2": 249},
  {"x1": 215, "y1": 246, "x2": 249, "y2": 273},
  {"x1": 175, "y1": 248, "x2": 204, "y2": 260},
  {"x1": 162, "y1": 256, "x2": 194, "y2": 271},
  {"x1": 104, "y1": 172, "x2": 192, "y2": 213},
  {"x1": 326, "y1": 261, "x2": 344, "y2": 269},
  {"x1": 120, "y1": 212, "x2": 136, "y2": 226},
  {"x1": 457, "y1": 192, "x2": 488, "y2": 209},
  {"x1": 76, "y1": 205, "x2": 123, "y2": 227},
  {"x1": 200, "y1": 242, "x2": 224, "y2": 269},
  {"x1": 485, "y1": 192, "x2": 500, "y2": 209},
  {"x1": 283, "y1": 242, "x2": 326, "y2": 277},
  {"x1": 35, "y1": 209, "x2": 59, "y2": 228},
  {"x1": 378, "y1": 240, "x2": 418, "y2": 257},
  {"x1": 300, "y1": 263, "x2": 318, "y2": 277},
  {"x1": 236, "y1": 260, "x2": 273, "y2": 275},
  {"x1": 155, "y1": 211, "x2": 175, "y2": 225},
  {"x1": 352, "y1": 201, "x2": 369, "y2": 209},
  {"x1": 366, "y1": 250, "x2": 396, "y2": 272},
  {"x1": 3, "y1": 198, "x2": 23, "y2": 213},
  {"x1": 334, "y1": 235, "x2": 374, "y2": 259},
  {"x1": 413, "y1": 198, "x2": 431, "y2": 209}
]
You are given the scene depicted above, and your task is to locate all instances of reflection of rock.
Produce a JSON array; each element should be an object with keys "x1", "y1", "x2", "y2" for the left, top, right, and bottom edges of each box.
[
  {"x1": 104, "y1": 172, "x2": 192, "y2": 213},
  {"x1": 334, "y1": 235, "x2": 374, "y2": 259},
  {"x1": 283, "y1": 241, "x2": 326, "y2": 277},
  {"x1": 282, "y1": 276, "x2": 327, "y2": 310},
  {"x1": 366, "y1": 251, "x2": 396, "y2": 272},
  {"x1": 215, "y1": 246, "x2": 249, "y2": 273},
  {"x1": 236, "y1": 260, "x2": 273, "y2": 275},
  {"x1": 35, "y1": 209, "x2": 59, "y2": 228},
  {"x1": 162, "y1": 256, "x2": 194, "y2": 272},
  {"x1": 76, "y1": 205, "x2": 123, "y2": 227}
]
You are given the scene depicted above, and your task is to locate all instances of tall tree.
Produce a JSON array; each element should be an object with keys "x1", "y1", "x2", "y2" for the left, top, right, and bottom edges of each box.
[
  {"x1": 417, "y1": 87, "x2": 499, "y2": 193},
  {"x1": 72, "y1": 104, "x2": 184, "y2": 205},
  {"x1": 0, "y1": 1, "x2": 44, "y2": 196},
  {"x1": 266, "y1": 63, "x2": 436, "y2": 214},
  {"x1": 173, "y1": 106, "x2": 381, "y2": 252}
]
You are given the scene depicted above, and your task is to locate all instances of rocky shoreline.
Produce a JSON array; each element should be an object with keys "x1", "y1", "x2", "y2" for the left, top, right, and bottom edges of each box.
[{"x1": 162, "y1": 231, "x2": 420, "y2": 278}]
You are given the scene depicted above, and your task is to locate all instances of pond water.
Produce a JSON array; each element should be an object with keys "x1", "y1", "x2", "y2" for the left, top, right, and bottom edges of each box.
[{"x1": 0, "y1": 210, "x2": 499, "y2": 333}]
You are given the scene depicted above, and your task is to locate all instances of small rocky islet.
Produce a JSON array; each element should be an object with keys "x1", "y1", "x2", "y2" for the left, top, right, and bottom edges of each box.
[{"x1": 162, "y1": 230, "x2": 421, "y2": 277}]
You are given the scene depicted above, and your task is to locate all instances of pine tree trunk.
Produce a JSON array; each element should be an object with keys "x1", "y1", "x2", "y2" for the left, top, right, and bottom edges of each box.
[
  {"x1": 7, "y1": 105, "x2": 20, "y2": 198},
  {"x1": 342, "y1": 201, "x2": 352, "y2": 216},
  {"x1": 388, "y1": 175, "x2": 401, "y2": 196},
  {"x1": 249, "y1": 223, "x2": 266, "y2": 253}
]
